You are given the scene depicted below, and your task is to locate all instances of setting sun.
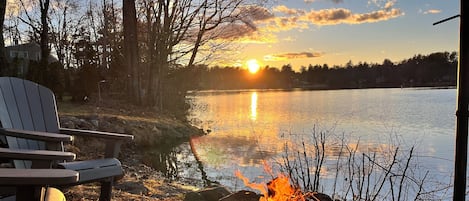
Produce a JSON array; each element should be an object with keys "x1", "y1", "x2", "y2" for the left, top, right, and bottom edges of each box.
[{"x1": 247, "y1": 59, "x2": 260, "y2": 74}]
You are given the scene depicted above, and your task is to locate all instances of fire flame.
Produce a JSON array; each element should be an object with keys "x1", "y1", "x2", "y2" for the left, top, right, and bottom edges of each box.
[{"x1": 235, "y1": 170, "x2": 309, "y2": 201}]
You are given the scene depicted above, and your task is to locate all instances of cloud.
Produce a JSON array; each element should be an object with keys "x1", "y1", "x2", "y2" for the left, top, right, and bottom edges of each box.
[
  {"x1": 207, "y1": 5, "x2": 277, "y2": 43},
  {"x1": 303, "y1": 7, "x2": 403, "y2": 25},
  {"x1": 305, "y1": 0, "x2": 344, "y2": 3},
  {"x1": 265, "y1": 16, "x2": 310, "y2": 31},
  {"x1": 368, "y1": 0, "x2": 390, "y2": 8},
  {"x1": 283, "y1": 36, "x2": 296, "y2": 42},
  {"x1": 384, "y1": 1, "x2": 395, "y2": 10},
  {"x1": 214, "y1": 23, "x2": 257, "y2": 40},
  {"x1": 220, "y1": 3, "x2": 403, "y2": 44},
  {"x1": 212, "y1": 23, "x2": 278, "y2": 44},
  {"x1": 238, "y1": 5, "x2": 275, "y2": 22},
  {"x1": 330, "y1": 0, "x2": 344, "y2": 3},
  {"x1": 423, "y1": 9, "x2": 442, "y2": 14},
  {"x1": 264, "y1": 52, "x2": 322, "y2": 61},
  {"x1": 6, "y1": 0, "x2": 23, "y2": 17},
  {"x1": 270, "y1": 5, "x2": 403, "y2": 28},
  {"x1": 273, "y1": 5, "x2": 304, "y2": 16},
  {"x1": 235, "y1": 32, "x2": 278, "y2": 44}
]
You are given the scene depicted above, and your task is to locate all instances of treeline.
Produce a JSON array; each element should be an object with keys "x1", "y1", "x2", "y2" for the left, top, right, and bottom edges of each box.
[
  {"x1": 184, "y1": 51, "x2": 458, "y2": 90},
  {"x1": 0, "y1": 0, "x2": 266, "y2": 114}
]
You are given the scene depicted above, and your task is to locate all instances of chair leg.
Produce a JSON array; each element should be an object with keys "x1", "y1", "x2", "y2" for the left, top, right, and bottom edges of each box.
[
  {"x1": 99, "y1": 180, "x2": 113, "y2": 201},
  {"x1": 16, "y1": 186, "x2": 42, "y2": 201}
]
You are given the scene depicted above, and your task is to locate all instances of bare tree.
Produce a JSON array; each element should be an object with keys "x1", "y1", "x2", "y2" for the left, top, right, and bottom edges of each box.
[
  {"x1": 187, "y1": 0, "x2": 243, "y2": 67},
  {"x1": 49, "y1": 0, "x2": 81, "y2": 70},
  {"x1": 39, "y1": 0, "x2": 50, "y2": 69},
  {"x1": 123, "y1": 0, "x2": 141, "y2": 104},
  {"x1": 14, "y1": 0, "x2": 50, "y2": 84},
  {"x1": 0, "y1": 0, "x2": 7, "y2": 75},
  {"x1": 138, "y1": 0, "x2": 262, "y2": 109}
]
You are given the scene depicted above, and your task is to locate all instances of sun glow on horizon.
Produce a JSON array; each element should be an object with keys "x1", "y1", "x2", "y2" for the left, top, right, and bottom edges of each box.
[{"x1": 247, "y1": 59, "x2": 260, "y2": 74}]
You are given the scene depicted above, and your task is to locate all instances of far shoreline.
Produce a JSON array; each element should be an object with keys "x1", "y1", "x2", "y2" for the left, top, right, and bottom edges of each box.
[{"x1": 187, "y1": 85, "x2": 457, "y2": 95}]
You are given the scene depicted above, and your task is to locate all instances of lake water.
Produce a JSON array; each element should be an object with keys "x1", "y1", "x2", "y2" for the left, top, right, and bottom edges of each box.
[{"x1": 145, "y1": 88, "x2": 458, "y2": 199}]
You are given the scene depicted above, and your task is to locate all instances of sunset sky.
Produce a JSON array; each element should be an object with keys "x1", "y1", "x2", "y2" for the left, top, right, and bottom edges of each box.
[
  {"x1": 228, "y1": 0, "x2": 460, "y2": 71},
  {"x1": 4, "y1": 0, "x2": 460, "y2": 72}
]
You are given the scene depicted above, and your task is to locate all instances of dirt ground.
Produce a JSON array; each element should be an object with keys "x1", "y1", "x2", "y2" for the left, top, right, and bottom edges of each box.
[{"x1": 57, "y1": 100, "x2": 204, "y2": 200}]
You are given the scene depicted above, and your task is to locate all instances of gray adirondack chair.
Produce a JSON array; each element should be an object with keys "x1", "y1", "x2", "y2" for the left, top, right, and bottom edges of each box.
[
  {"x1": 0, "y1": 145, "x2": 78, "y2": 201},
  {"x1": 0, "y1": 77, "x2": 134, "y2": 201},
  {"x1": 0, "y1": 168, "x2": 79, "y2": 201}
]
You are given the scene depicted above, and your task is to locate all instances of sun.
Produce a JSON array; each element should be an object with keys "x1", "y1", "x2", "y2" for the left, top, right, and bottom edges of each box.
[{"x1": 247, "y1": 59, "x2": 260, "y2": 74}]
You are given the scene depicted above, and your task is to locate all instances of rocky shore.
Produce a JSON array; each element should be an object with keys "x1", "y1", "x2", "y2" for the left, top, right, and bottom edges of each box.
[{"x1": 57, "y1": 101, "x2": 206, "y2": 200}]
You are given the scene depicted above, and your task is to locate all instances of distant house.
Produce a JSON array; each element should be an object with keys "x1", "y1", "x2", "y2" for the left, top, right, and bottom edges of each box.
[{"x1": 6, "y1": 42, "x2": 58, "y2": 76}]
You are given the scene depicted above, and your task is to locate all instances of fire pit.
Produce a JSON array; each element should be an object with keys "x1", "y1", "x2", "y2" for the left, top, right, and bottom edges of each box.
[{"x1": 235, "y1": 171, "x2": 333, "y2": 201}]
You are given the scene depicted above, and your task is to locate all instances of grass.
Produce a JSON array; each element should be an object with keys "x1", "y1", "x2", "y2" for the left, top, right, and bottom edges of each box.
[{"x1": 56, "y1": 98, "x2": 185, "y2": 126}]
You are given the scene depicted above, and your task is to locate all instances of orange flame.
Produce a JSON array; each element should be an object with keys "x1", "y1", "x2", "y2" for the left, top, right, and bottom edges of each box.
[
  {"x1": 235, "y1": 170, "x2": 307, "y2": 201},
  {"x1": 235, "y1": 170, "x2": 267, "y2": 196}
]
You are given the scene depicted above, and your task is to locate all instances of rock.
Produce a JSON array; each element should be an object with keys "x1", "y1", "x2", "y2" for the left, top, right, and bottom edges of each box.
[
  {"x1": 91, "y1": 119, "x2": 99, "y2": 127},
  {"x1": 218, "y1": 191, "x2": 333, "y2": 201},
  {"x1": 184, "y1": 192, "x2": 206, "y2": 201},
  {"x1": 219, "y1": 190, "x2": 261, "y2": 201},
  {"x1": 312, "y1": 193, "x2": 334, "y2": 201},
  {"x1": 198, "y1": 186, "x2": 231, "y2": 201},
  {"x1": 98, "y1": 120, "x2": 112, "y2": 131},
  {"x1": 151, "y1": 126, "x2": 160, "y2": 133},
  {"x1": 184, "y1": 186, "x2": 231, "y2": 201},
  {"x1": 61, "y1": 120, "x2": 75, "y2": 129},
  {"x1": 77, "y1": 118, "x2": 94, "y2": 129},
  {"x1": 115, "y1": 181, "x2": 149, "y2": 195}
]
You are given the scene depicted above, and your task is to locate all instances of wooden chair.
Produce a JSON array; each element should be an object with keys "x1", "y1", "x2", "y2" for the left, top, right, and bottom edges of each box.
[
  {"x1": 0, "y1": 145, "x2": 77, "y2": 201},
  {"x1": 0, "y1": 77, "x2": 134, "y2": 201},
  {"x1": 0, "y1": 168, "x2": 79, "y2": 201}
]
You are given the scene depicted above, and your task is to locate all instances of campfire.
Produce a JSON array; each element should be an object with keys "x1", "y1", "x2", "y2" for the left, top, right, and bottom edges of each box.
[{"x1": 235, "y1": 170, "x2": 328, "y2": 201}]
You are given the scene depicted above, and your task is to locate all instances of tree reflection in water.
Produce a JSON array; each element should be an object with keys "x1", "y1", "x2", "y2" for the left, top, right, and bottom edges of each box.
[{"x1": 142, "y1": 139, "x2": 216, "y2": 187}]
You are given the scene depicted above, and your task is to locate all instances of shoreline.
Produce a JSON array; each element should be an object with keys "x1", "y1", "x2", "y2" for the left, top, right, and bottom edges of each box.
[{"x1": 57, "y1": 101, "x2": 205, "y2": 200}]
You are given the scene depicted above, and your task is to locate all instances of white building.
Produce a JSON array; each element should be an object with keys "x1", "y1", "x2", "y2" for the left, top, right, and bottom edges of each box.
[{"x1": 6, "y1": 42, "x2": 58, "y2": 76}]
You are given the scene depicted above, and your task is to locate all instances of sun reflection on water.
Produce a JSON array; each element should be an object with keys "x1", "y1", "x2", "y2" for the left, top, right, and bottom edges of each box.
[{"x1": 250, "y1": 92, "x2": 258, "y2": 121}]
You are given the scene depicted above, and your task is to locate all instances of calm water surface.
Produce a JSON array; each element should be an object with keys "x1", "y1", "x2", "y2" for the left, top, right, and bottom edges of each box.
[{"x1": 146, "y1": 88, "x2": 457, "y2": 197}]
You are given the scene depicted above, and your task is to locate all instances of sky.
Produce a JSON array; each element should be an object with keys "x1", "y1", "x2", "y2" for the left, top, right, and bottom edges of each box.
[
  {"x1": 4, "y1": 0, "x2": 460, "y2": 72},
  {"x1": 224, "y1": 0, "x2": 460, "y2": 71}
]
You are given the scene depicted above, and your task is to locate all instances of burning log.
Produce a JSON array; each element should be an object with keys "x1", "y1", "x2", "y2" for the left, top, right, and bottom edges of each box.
[{"x1": 236, "y1": 170, "x2": 333, "y2": 201}]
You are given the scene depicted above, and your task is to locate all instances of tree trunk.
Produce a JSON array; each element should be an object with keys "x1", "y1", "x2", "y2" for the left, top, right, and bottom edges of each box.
[
  {"x1": 102, "y1": 0, "x2": 109, "y2": 70},
  {"x1": 40, "y1": 0, "x2": 50, "y2": 85},
  {"x1": 123, "y1": 0, "x2": 141, "y2": 104},
  {"x1": 0, "y1": 0, "x2": 7, "y2": 76},
  {"x1": 145, "y1": 3, "x2": 155, "y2": 106}
]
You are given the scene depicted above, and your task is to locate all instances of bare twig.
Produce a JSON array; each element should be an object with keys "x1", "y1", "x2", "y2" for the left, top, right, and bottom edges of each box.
[{"x1": 397, "y1": 147, "x2": 414, "y2": 201}]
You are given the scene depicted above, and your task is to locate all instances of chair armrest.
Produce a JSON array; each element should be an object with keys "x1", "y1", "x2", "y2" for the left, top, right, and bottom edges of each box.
[
  {"x1": 0, "y1": 148, "x2": 76, "y2": 161},
  {"x1": 59, "y1": 128, "x2": 134, "y2": 141},
  {"x1": 0, "y1": 169, "x2": 79, "y2": 186},
  {"x1": 0, "y1": 128, "x2": 73, "y2": 142}
]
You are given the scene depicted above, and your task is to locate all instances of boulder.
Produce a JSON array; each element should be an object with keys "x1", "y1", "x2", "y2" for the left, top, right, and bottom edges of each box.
[
  {"x1": 312, "y1": 193, "x2": 333, "y2": 201},
  {"x1": 114, "y1": 181, "x2": 149, "y2": 195},
  {"x1": 184, "y1": 186, "x2": 231, "y2": 201},
  {"x1": 219, "y1": 190, "x2": 261, "y2": 201}
]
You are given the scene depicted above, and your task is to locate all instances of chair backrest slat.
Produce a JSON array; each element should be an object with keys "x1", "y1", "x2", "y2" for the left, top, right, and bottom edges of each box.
[
  {"x1": 0, "y1": 78, "x2": 30, "y2": 168},
  {"x1": 0, "y1": 77, "x2": 60, "y2": 168},
  {"x1": 23, "y1": 81, "x2": 48, "y2": 150},
  {"x1": 24, "y1": 79, "x2": 47, "y2": 132},
  {"x1": 0, "y1": 78, "x2": 23, "y2": 129},
  {"x1": 38, "y1": 86, "x2": 60, "y2": 133},
  {"x1": 10, "y1": 78, "x2": 40, "y2": 150}
]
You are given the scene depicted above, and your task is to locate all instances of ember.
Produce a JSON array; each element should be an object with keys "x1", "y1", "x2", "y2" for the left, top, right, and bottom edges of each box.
[{"x1": 235, "y1": 170, "x2": 323, "y2": 201}]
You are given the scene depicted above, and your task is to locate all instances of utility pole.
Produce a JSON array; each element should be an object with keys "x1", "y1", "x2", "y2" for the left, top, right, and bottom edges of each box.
[{"x1": 453, "y1": 0, "x2": 468, "y2": 200}]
